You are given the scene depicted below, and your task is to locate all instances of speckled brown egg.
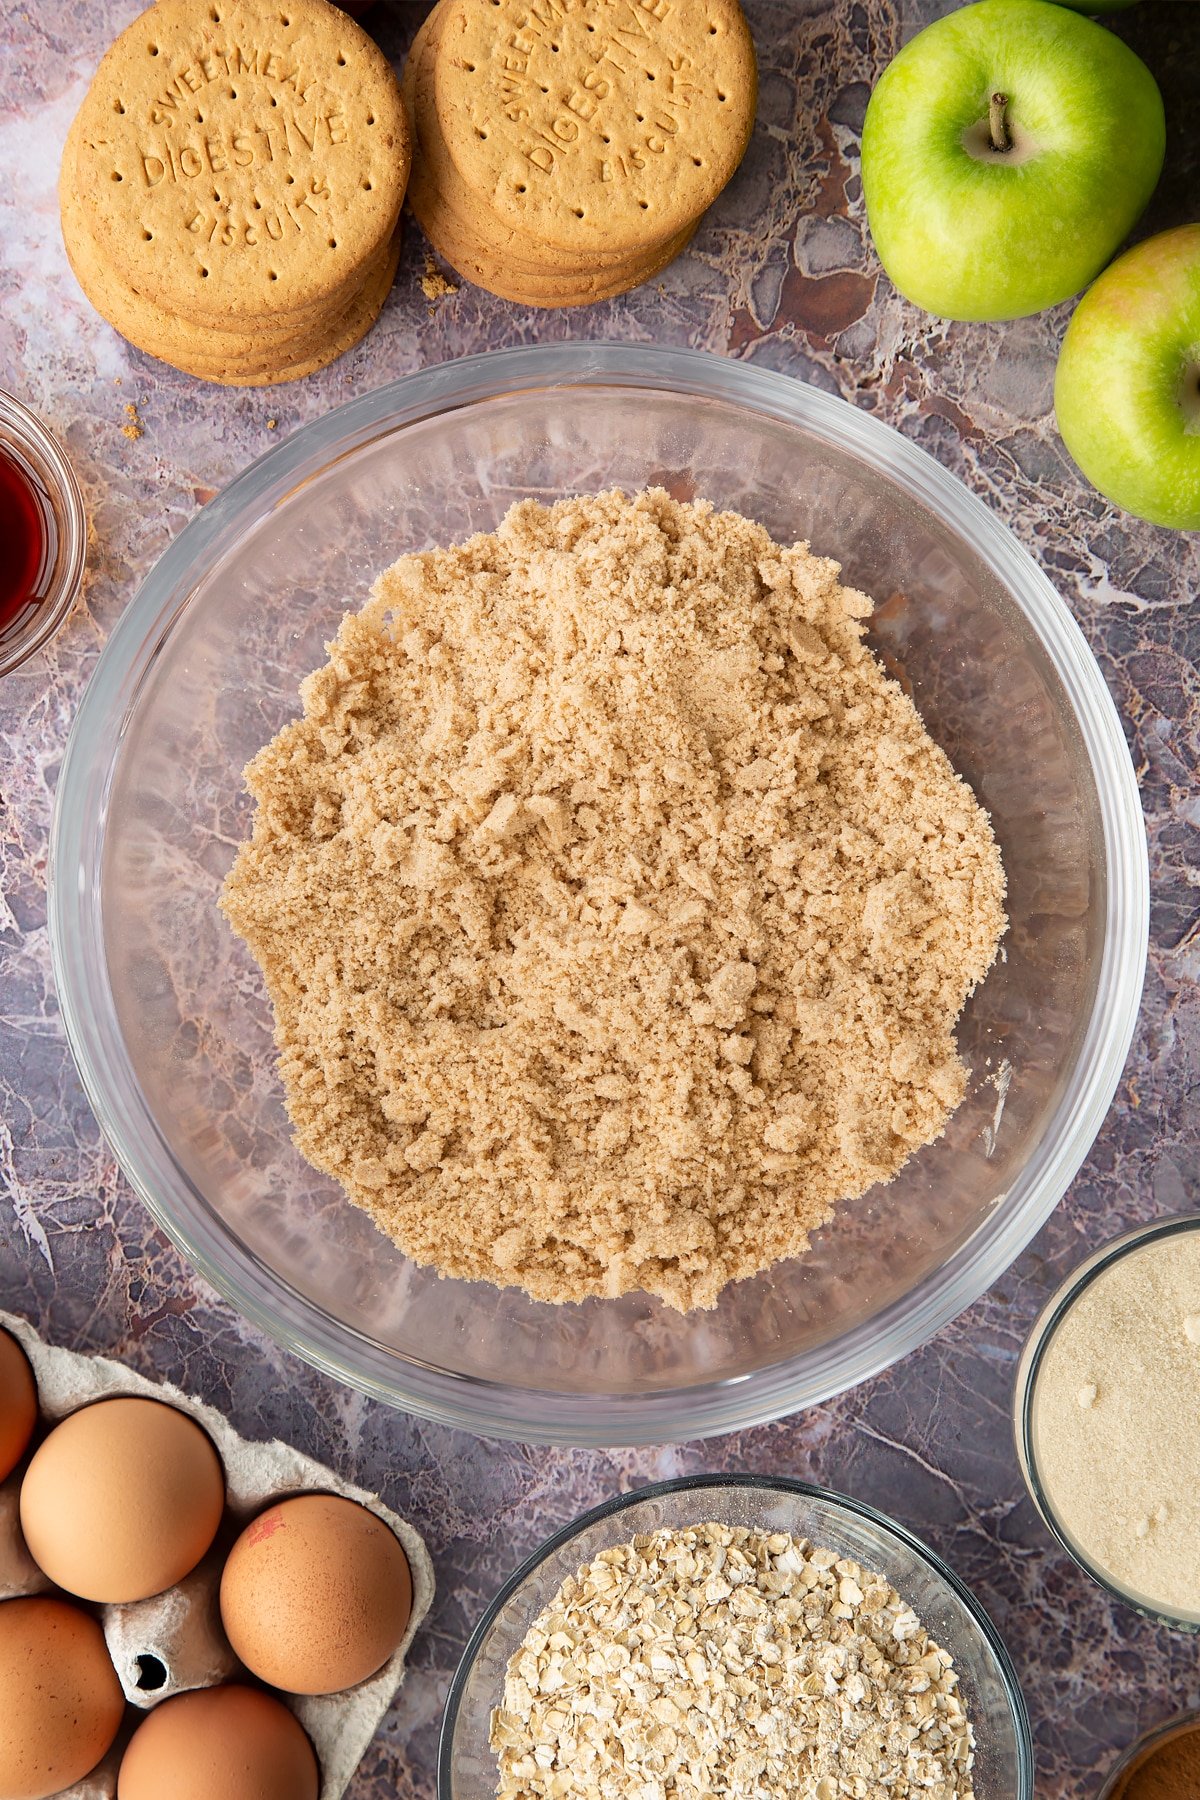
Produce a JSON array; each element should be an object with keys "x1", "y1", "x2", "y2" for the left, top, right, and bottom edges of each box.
[
  {"x1": 0, "y1": 1479, "x2": 47, "y2": 1601},
  {"x1": 0, "y1": 1596, "x2": 125, "y2": 1800},
  {"x1": 220, "y1": 1493, "x2": 412, "y2": 1694},
  {"x1": 0, "y1": 1331, "x2": 37, "y2": 1483},
  {"x1": 117, "y1": 1684, "x2": 319, "y2": 1800},
  {"x1": 19, "y1": 1397, "x2": 225, "y2": 1603}
]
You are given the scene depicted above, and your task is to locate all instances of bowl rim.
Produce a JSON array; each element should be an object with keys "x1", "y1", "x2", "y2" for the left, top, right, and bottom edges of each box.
[
  {"x1": 436, "y1": 1471, "x2": 1035, "y2": 1800},
  {"x1": 0, "y1": 389, "x2": 88, "y2": 678},
  {"x1": 1013, "y1": 1212, "x2": 1200, "y2": 1632},
  {"x1": 1095, "y1": 1710, "x2": 1200, "y2": 1799},
  {"x1": 49, "y1": 341, "x2": 1150, "y2": 1445}
]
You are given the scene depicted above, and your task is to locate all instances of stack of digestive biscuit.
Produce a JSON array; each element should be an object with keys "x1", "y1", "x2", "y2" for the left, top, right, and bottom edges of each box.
[
  {"x1": 59, "y1": 0, "x2": 410, "y2": 385},
  {"x1": 405, "y1": 0, "x2": 757, "y2": 308}
]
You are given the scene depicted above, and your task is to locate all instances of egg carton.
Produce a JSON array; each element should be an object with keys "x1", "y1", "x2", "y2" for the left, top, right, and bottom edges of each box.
[{"x1": 0, "y1": 1310, "x2": 434, "y2": 1800}]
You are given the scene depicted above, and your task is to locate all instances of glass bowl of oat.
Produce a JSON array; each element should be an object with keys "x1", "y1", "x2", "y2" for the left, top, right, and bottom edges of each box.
[
  {"x1": 50, "y1": 343, "x2": 1148, "y2": 1444},
  {"x1": 439, "y1": 1475, "x2": 1034, "y2": 1800}
]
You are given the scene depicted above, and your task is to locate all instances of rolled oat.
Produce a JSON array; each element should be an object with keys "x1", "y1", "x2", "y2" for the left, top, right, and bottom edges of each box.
[{"x1": 490, "y1": 1522, "x2": 975, "y2": 1800}]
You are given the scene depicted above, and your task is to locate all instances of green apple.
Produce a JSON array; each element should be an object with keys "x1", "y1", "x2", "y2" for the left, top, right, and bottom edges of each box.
[
  {"x1": 1050, "y1": 1, "x2": 1138, "y2": 11},
  {"x1": 861, "y1": 0, "x2": 1164, "y2": 321},
  {"x1": 1055, "y1": 226, "x2": 1200, "y2": 530}
]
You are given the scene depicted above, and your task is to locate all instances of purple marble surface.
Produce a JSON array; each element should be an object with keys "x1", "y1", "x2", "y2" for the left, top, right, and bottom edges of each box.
[{"x1": 2, "y1": 0, "x2": 1199, "y2": 1794}]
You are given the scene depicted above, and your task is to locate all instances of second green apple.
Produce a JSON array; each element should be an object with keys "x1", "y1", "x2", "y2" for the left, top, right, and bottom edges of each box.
[
  {"x1": 1056, "y1": 226, "x2": 1200, "y2": 530},
  {"x1": 861, "y1": 0, "x2": 1164, "y2": 321}
]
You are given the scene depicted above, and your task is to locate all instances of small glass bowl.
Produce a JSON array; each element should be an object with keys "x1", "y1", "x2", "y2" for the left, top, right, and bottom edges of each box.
[
  {"x1": 439, "y1": 1475, "x2": 1034, "y2": 1800},
  {"x1": 0, "y1": 391, "x2": 87, "y2": 677},
  {"x1": 1097, "y1": 1712, "x2": 1200, "y2": 1798},
  {"x1": 1014, "y1": 1213, "x2": 1200, "y2": 1630}
]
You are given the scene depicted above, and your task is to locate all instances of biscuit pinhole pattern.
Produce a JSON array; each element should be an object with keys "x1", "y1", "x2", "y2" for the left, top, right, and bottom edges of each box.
[
  {"x1": 70, "y1": 0, "x2": 410, "y2": 325},
  {"x1": 59, "y1": 98, "x2": 403, "y2": 382},
  {"x1": 432, "y1": 0, "x2": 757, "y2": 255}
]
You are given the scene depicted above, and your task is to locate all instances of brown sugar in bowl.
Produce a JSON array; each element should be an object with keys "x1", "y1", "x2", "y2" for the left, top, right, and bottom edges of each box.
[{"x1": 1100, "y1": 1713, "x2": 1200, "y2": 1800}]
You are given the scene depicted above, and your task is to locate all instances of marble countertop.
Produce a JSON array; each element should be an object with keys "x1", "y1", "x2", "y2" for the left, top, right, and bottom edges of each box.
[{"x1": 3, "y1": 0, "x2": 1199, "y2": 1793}]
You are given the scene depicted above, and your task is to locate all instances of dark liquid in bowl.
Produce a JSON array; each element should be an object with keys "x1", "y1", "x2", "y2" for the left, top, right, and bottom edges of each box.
[{"x1": 0, "y1": 450, "x2": 51, "y2": 642}]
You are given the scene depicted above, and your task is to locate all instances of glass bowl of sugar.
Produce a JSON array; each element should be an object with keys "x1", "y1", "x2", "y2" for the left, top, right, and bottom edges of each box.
[
  {"x1": 1015, "y1": 1213, "x2": 1200, "y2": 1629},
  {"x1": 1097, "y1": 1711, "x2": 1200, "y2": 1800}
]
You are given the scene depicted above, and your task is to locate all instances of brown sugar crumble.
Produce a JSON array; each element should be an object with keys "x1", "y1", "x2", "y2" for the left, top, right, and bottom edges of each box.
[{"x1": 221, "y1": 490, "x2": 1007, "y2": 1310}]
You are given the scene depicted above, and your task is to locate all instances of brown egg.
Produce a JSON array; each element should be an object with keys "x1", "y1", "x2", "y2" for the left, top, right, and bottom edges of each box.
[
  {"x1": 220, "y1": 1493, "x2": 412, "y2": 1694},
  {"x1": 20, "y1": 1397, "x2": 225, "y2": 1603},
  {"x1": 0, "y1": 1596, "x2": 125, "y2": 1800},
  {"x1": 0, "y1": 1330, "x2": 37, "y2": 1482},
  {"x1": 0, "y1": 1478, "x2": 48, "y2": 1600},
  {"x1": 117, "y1": 1684, "x2": 318, "y2": 1800}
]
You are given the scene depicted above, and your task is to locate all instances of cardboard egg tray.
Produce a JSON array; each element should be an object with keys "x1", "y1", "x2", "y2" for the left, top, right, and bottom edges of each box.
[{"x1": 0, "y1": 1310, "x2": 434, "y2": 1800}]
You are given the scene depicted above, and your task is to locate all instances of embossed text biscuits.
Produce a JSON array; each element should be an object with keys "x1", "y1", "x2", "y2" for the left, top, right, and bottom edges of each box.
[
  {"x1": 433, "y1": 0, "x2": 756, "y2": 256},
  {"x1": 63, "y1": 128, "x2": 401, "y2": 383},
  {"x1": 403, "y1": 0, "x2": 696, "y2": 305},
  {"x1": 176, "y1": 230, "x2": 403, "y2": 383},
  {"x1": 405, "y1": 1, "x2": 642, "y2": 272},
  {"x1": 61, "y1": 113, "x2": 350, "y2": 367},
  {"x1": 401, "y1": 0, "x2": 755, "y2": 306},
  {"x1": 70, "y1": 0, "x2": 409, "y2": 328}
]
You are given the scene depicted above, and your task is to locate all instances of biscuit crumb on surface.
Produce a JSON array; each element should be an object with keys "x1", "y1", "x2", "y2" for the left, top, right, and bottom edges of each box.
[
  {"x1": 121, "y1": 400, "x2": 143, "y2": 440},
  {"x1": 221, "y1": 489, "x2": 1006, "y2": 1310},
  {"x1": 420, "y1": 255, "x2": 458, "y2": 301}
]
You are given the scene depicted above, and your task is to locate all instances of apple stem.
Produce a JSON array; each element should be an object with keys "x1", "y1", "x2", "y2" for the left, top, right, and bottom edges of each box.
[{"x1": 989, "y1": 91, "x2": 1012, "y2": 154}]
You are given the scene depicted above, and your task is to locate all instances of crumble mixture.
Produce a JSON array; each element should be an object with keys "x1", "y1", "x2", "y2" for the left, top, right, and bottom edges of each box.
[
  {"x1": 490, "y1": 1523, "x2": 976, "y2": 1800},
  {"x1": 221, "y1": 489, "x2": 1006, "y2": 1310}
]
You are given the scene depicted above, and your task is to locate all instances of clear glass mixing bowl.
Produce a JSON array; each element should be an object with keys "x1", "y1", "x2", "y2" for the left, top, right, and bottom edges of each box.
[
  {"x1": 439, "y1": 1476, "x2": 1034, "y2": 1800},
  {"x1": 49, "y1": 344, "x2": 1148, "y2": 1445}
]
